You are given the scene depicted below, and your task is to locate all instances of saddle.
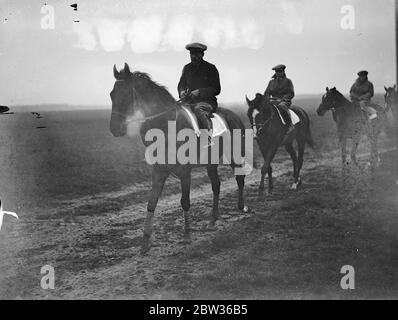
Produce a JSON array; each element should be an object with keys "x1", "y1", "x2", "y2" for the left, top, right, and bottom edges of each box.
[
  {"x1": 354, "y1": 101, "x2": 380, "y2": 121},
  {"x1": 271, "y1": 103, "x2": 300, "y2": 125},
  {"x1": 180, "y1": 104, "x2": 228, "y2": 137}
]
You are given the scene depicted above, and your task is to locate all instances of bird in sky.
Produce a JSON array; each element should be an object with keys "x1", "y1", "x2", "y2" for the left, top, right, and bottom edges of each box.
[{"x1": 0, "y1": 199, "x2": 18, "y2": 231}]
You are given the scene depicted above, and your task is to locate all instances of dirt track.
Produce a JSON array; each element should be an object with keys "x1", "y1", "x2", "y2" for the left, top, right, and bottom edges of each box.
[{"x1": 1, "y1": 145, "x2": 397, "y2": 299}]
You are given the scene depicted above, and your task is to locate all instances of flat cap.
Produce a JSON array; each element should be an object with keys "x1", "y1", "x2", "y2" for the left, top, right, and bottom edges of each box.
[
  {"x1": 272, "y1": 64, "x2": 286, "y2": 71},
  {"x1": 357, "y1": 70, "x2": 368, "y2": 76},
  {"x1": 185, "y1": 42, "x2": 207, "y2": 51}
]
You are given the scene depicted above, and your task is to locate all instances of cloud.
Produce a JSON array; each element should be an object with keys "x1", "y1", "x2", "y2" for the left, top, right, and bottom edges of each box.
[
  {"x1": 162, "y1": 14, "x2": 195, "y2": 51},
  {"x1": 127, "y1": 16, "x2": 164, "y2": 53},
  {"x1": 71, "y1": 0, "x2": 306, "y2": 53},
  {"x1": 73, "y1": 21, "x2": 97, "y2": 51},
  {"x1": 281, "y1": 1, "x2": 304, "y2": 35},
  {"x1": 96, "y1": 19, "x2": 128, "y2": 52}
]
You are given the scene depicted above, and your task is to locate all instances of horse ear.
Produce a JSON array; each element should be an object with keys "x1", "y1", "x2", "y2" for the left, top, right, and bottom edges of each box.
[
  {"x1": 394, "y1": 84, "x2": 397, "y2": 91},
  {"x1": 124, "y1": 63, "x2": 131, "y2": 74},
  {"x1": 113, "y1": 64, "x2": 120, "y2": 79},
  {"x1": 326, "y1": 87, "x2": 329, "y2": 92},
  {"x1": 245, "y1": 95, "x2": 251, "y2": 107},
  {"x1": 332, "y1": 87, "x2": 336, "y2": 91},
  {"x1": 384, "y1": 86, "x2": 388, "y2": 92}
]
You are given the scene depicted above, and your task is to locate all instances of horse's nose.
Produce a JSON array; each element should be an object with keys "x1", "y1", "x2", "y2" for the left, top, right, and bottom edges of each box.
[{"x1": 110, "y1": 114, "x2": 123, "y2": 137}]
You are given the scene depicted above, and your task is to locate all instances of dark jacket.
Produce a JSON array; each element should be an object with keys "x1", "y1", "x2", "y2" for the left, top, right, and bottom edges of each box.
[
  {"x1": 349, "y1": 79, "x2": 374, "y2": 101},
  {"x1": 264, "y1": 75, "x2": 295, "y2": 102},
  {"x1": 177, "y1": 60, "x2": 221, "y2": 110}
]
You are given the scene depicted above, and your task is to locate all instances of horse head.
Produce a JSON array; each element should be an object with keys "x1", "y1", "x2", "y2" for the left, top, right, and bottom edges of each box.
[
  {"x1": 110, "y1": 63, "x2": 135, "y2": 137},
  {"x1": 384, "y1": 85, "x2": 398, "y2": 112},
  {"x1": 246, "y1": 93, "x2": 273, "y2": 136},
  {"x1": 317, "y1": 86, "x2": 341, "y2": 116}
]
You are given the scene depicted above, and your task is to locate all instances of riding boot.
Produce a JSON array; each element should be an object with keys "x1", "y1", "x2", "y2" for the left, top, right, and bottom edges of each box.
[{"x1": 282, "y1": 123, "x2": 295, "y2": 144}]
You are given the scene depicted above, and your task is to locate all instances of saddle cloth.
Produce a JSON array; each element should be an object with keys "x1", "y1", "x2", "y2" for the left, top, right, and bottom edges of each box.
[
  {"x1": 273, "y1": 105, "x2": 300, "y2": 125},
  {"x1": 181, "y1": 105, "x2": 228, "y2": 137}
]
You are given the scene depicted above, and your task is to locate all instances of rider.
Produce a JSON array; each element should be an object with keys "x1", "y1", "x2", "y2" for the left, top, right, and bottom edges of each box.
[
  {"x1": 349, "y1": 70, "x2": 377, "y2": 121},
  {"x1": 264, "y1": 64, "x2": 295, "y2": 135},
  {"x1": 177, "y1": 42, "x2": 221, "y2": 134}
]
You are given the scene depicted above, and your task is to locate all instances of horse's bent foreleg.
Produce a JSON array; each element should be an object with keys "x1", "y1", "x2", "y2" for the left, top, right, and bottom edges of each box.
[
  {"x1": 259, "y1": 144, "x2": 278, "y2": 195},
  {"x1": 141, "y1": 169, "x2": 169, "y2": 254},
  {"x1": 207, "y1": 165, "x2": 220, "y2": 226}
]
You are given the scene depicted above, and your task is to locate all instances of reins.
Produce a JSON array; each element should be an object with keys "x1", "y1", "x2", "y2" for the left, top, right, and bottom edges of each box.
[
  {"x1": 111, "y1": 86, "x2": 182, "y2": 124},
  {"x1": 252, "y1": 103, "x2": 275, "y2": 132}
]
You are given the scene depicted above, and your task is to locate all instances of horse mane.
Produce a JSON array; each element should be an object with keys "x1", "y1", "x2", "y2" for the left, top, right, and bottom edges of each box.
[
  {"x1": 329, "y1": 87, "x2": 350, "y2": 106},
  {"x1": 131, "y1": 71, "x2": 176, "y2": 106}
]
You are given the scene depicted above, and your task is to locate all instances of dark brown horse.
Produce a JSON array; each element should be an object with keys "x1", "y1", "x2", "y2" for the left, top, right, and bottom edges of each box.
[
  {"x1": 384, "y1": 85, "x2": 398, "y2": 184},
  {"x1": 110, "y1": 63, "x2": 250, "y2": 254},
  {"x1": 317, "y1": 87, "x2": 386, "y2": 171},
  {"x1": 246, "y1": 93, "x2": 314, "y2": 194}
]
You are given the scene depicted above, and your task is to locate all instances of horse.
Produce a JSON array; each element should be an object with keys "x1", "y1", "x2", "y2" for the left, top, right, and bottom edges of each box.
[
  {"x1": 317, "y1": 87, "x2": 386, "y2": 171},
  {"x1": 110, "y1": 63, "x2": 250, "y2": 254},
  {"x1": 245, "y1": 93, "x2": 315, "y2": 194},
  {"x1": 384, "y1": 85, "x2": 398, "y2": 184}
]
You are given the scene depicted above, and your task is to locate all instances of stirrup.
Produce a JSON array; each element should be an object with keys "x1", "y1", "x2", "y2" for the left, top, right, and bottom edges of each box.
[{"x1": 202, "y1": 136, "x2": 215, "y2": 148}]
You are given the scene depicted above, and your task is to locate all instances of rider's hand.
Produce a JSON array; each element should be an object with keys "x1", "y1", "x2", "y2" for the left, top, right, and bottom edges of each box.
[
  {"x1": 190, "y1": 89, "x2": 200, "y2": 97},
  {"x1": 180, "y1": 90, "x2": 188, "y2": 99}
]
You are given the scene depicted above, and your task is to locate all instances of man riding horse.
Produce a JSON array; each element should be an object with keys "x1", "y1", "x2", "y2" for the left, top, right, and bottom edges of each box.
[
  {"x1": 349, "y1": 70, "x2": 377, "y2": 121},
  {"x1": 177, "y1": 42, "x2": 221, "y2": 139},
  {"x1": 264, "y1": 64, "x2": 295, "y2": 136}
]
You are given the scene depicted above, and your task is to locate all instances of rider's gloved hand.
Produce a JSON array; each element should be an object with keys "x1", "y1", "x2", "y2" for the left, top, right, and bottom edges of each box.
[
  {"x1": 190, "y1": 89, "x2": 200, "y2": 97},
  {"x1": 180, "y1": 90, "x2": 188, "y2": 99}
]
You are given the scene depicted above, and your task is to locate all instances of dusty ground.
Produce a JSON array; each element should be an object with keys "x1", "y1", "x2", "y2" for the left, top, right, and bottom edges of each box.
[
  {"x1": 0, "y1": 103, "x2": 397, "y2": 299},
  {"x1": 0, "y1": 148, "x2": 397, "y2": 299}
]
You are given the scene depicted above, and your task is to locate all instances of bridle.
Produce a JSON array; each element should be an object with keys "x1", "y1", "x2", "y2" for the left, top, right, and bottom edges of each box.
[
  {"x1": 251, "y1": 104, "x2": 275, "y2": 136},
  {"x1": 111, "y1": 80, "x2": 178, "y2": 124},
  {"x1": 384, "y1": 90, "x2": 398, "y2": 112}
]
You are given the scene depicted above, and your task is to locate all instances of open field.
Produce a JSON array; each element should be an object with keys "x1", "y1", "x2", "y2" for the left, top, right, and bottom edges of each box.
[{"x1": 0, "y1": 95, "x2": 397, "y2": 299}]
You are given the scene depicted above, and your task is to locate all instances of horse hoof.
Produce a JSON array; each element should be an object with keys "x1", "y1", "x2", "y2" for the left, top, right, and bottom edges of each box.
[
  {"x1": 140, "y1": 235, "x2": 152, "y2": 255},
  {"x1": 140, "y1": 243, "x2": 152, "y2": 255},
  {"x1": 207, "y1": 221, "x2": 217, "y2": 231},
  {"x1": 291, "y1": 182, "x2": 298, "y2": 190},
  {"x1": 242, "y1": 205, "x2": 251, "y2": 213},
  {"x1": 181, "y1": 233, "x2": 192, "y2": 244}
]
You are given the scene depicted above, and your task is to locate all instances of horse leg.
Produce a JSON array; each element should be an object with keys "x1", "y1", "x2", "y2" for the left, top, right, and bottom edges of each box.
[
  {"x1": 368, "y1": 125, "x2": 379, "y2": 172},
  {"x1": 339, "y1": 136, "x2": 348, "y2": 174},
  {"x1": 350, "y1": 134, "x2": 360, "y2": 166},
  {"x1": 259, "y1": 164, "x2": 266, "y2": 190},
  {"x1": 207, "y1": 164, "x2": 220, "y2": 227},
  {"x1": 180, "y1": 170, "x2": 192, "y2": 241},
  {"x1": 235, "y1": 174, "x2": 246, "y2": 210},
  {"x1": 268, "y1": 165, "x2": 273, "y2": 194},
  {"x1": 285, "y1": 142, "x2": 299, "y2": 189},
  {"x1": 260, "y1": 146, "x2": 279, "y2": 196},
  {"x1": 296, "y1": 136, "x2": 306, "y2": 188},
  {"x1": 141, "y1": 168, "x2": 169, "y2": 254}
]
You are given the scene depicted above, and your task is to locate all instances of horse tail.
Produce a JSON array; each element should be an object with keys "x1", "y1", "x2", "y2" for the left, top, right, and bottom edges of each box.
[
  {"x1": 305, "y1": 123, "x2": 316, "y2": 149},
  {"x1": 380, "y1": 110, "x2": 395, "y2": 139},
  {"x1": 296, "y1": 107, "x2": 316, "y2": 149}
]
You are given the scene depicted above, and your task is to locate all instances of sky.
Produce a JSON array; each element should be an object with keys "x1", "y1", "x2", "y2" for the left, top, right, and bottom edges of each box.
[{"x1": 0, "y1": 0, "x2": 396, "y2": 107}]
